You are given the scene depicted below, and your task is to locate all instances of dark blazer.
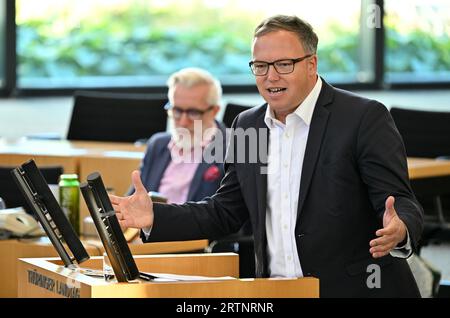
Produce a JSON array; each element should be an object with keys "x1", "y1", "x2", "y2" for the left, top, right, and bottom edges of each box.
[
  {"x1": 144, "y1": 79, "x2": 423, "y2": 297},
  {"x1": 130, "y1": 120, "x2": 227, "y2": 202}
]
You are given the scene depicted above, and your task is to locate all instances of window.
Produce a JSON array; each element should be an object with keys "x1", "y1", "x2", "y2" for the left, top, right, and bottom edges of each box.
[
  {"x1": 16, "y1": 0, "x2": 367, "y2": 90},
  {"x1": 385, "y1": 0, "x2": 450, "y2": 83},
  {"x1": 3, "y1": 0, "x2": 445, "y2": 94}
]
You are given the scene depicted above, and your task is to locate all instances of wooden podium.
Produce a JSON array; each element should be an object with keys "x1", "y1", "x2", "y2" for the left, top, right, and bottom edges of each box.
[
  {"x1": 0, "y1": 238, "x2": 102, "y2": 298},
  {"x1": 0, "y1": 237, "x2": 208, "y2": 298},
  {"x1": 18, "y1": 253, "x2": 319, "y2": 298}
]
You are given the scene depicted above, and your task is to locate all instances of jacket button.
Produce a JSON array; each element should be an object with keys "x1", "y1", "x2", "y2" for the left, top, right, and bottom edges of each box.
[{"x1": 297, "y1": 234, "x2": 305, "y2": 238}]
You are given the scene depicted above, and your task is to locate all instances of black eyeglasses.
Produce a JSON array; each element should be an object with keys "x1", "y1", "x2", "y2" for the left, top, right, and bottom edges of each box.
[
  {"x1": 249, "y1": 54, "x2": 314, "y2": 76},
  {"x1": 165, "y1": 103, "x2": 214, "y2": 120}
]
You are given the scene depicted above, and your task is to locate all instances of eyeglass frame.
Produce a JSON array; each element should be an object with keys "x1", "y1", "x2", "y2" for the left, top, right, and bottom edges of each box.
[
  {"x1": 248, "y1": 54, "x2": 314, "y2": 76},
  {"x1": 164, "y1": 102, "x2": 215, "y2": 120}
]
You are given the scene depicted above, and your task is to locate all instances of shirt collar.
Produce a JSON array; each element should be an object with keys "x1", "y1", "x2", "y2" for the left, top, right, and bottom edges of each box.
[{"x1": 264, "y1": 76, "x2": 322, "y2": 129}]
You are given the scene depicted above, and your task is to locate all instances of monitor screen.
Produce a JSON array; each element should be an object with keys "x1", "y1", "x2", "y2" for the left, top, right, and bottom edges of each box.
[
  {"x1": 80, "y1": 172, "x2": 140, "y2": 282},
  {"x1": 11, "y1": 159, "x2": 89, "y2": 266}
]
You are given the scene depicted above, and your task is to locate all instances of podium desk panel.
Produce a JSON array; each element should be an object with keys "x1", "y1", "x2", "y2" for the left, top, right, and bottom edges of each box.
[
  {"x1": 0, "y1": 238, "x2": 102, "y2": 298},
  {"x1": 18, "y1": 254, "x2": 319, "y2": 298}
]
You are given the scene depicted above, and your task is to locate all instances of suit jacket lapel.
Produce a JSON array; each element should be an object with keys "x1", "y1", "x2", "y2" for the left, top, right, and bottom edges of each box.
[
  {"x1": 148, "y1": 146, "x2": 171, "y2": 191},
  {"x1": 188, "y1": 120, "x2": 228, "y2": 200},
  {"x1": 187, "y1": 162, "x2": 208, "y2": 200},
  {"x1": 254, "y1": 109, "x2": 269, "y2": 233},
  {"x1": 296, "y1": 80, "x2": 333, "y2": 218}
]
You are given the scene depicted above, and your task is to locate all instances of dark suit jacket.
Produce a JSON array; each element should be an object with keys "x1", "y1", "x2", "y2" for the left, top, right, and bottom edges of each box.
[
  {"x1": 144, "y1": 79, "x2": 423, "y2": 297},
  {"x1": 130, "y1": 121, "x2": 227, "y2": 202}
]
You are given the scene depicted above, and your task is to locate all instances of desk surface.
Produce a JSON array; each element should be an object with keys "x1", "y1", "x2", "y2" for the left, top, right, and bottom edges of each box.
[
  {"x1": 407, "y1": 157, "x2": 450, "y2": 179},
  {"x1": 0, "y1": 139, "x2": 146, "y2": 158}
]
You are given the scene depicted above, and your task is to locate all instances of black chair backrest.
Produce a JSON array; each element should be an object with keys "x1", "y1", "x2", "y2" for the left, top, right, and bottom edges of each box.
[
  {"x1": 0, "y1": 165, "x2": 63, "y2": 213},
  {"x1": 223, "y1": 103, "x2": 251, "y2": 128},
  {"x1": 67, "y1": 91, "x2": 168, "y2": 143},
  {"x1": 390, "y1": 107, "x2": 450, "y2": 158}
]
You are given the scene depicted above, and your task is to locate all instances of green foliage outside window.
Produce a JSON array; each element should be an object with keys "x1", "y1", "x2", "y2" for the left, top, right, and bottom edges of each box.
[
  {"x1": 17, "y1": 4, "x2": 255, "y2": 78},
  {"x1": 16, "y1": 1, "x2": 448, "y2": 84},
  {"x1": 386, "y1": 27, "x2": 450, "y2": 73},
  {"x1": 16, "y1": 1, "x2": 359, "y2": 81},
  {"x1": 384, "y1": 2, "x2": 450, "y2": 79}
]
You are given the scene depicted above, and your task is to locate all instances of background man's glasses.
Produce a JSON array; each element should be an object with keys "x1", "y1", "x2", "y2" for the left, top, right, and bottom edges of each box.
[
  {"x1": 249, "y1": 54, "x2": 314, "y2": 76},
  {"x1": 165, "y1": 103, "x2": 214, "y2": 120}
]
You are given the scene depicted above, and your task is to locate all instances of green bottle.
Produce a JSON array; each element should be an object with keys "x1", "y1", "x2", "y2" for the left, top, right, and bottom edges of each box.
[{"x1": 59, "y1": 174, "x2": 80, "y2": 235}]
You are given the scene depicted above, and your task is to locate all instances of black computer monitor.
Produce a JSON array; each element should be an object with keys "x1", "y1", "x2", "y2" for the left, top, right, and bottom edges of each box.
[
  {"x1": 80, "y1": 172, "x2": 141, "y2": 282},
  {"x1": 11, "y1": 159, "x2": 90, "y2": 266}
]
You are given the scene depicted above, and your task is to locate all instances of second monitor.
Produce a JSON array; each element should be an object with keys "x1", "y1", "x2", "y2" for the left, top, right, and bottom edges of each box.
[{"x1": 80, "y1": 172, "x2": 142, "y2": 282}]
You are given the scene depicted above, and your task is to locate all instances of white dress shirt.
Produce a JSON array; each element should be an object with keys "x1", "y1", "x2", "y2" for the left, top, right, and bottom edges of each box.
[{"x1": 264, "y1": 77, "x2": 323, "y2": 278}]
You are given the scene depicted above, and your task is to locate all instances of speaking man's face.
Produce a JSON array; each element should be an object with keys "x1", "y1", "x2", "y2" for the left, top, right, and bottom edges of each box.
[{"x1": 252, "y1": 30, "x2": 317, "y2": 120}]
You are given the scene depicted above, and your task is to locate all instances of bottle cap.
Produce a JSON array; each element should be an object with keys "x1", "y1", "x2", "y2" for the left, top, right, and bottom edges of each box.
[{"x1": 60, "y1": 174, "x2": 78, "y2": 180}]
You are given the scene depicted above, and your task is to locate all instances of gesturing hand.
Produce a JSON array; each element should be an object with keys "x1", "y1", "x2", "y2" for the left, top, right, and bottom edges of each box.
[
  {"x1": 109, "y1": 170, "x2": 154, "y2": 230},
  {"x1": 369, "y1": 196, "x2": 407, "y2": 258}
]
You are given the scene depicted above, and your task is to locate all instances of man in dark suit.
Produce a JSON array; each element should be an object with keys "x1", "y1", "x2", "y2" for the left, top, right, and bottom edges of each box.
[
  {"x1": 111, "y1": 15, "x2": 423, "y2": 297},
  {"x1": 128, "y1": 67, "x2": 226, "y2": 203}
]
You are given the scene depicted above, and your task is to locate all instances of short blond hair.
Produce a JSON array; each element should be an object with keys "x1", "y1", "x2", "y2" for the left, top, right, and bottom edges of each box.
[
  {"x1": 254, "y1": 15, "x2": 318, "y2": 54},
  {"x1": 167, "y1": 67, "x2": 222, "y2": 106}
]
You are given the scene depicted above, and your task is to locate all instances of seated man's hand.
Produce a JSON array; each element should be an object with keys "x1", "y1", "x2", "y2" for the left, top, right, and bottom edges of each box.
[
  {"x1": 109, "y1": 170, "x2": 154, "y2": 230},
  {"x1": 369, "y1": 196, "x2": 407, "y2": 258}
]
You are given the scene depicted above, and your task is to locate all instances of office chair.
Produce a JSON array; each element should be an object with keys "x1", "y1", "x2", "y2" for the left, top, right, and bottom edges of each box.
[
  {"x1": 390, "y1": 107, "x2": 450, "y2": 249},
  {"x1": 222, "y1": 103, "x2": 251, "y2": 128},
  {"x1": 67, "y1": 91, "x2": 168, "y2": 143},
  {"x1": 390, "y1": 107, "x2": 450, "y2": 158},
  {"x1": 0, "y1": 165, "x2": 63, "y2": 214}
]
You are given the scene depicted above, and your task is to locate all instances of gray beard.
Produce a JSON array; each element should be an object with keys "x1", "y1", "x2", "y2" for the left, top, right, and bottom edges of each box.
[{"x1": 172, "y1": 129, "x2": 203, "y2": 151}]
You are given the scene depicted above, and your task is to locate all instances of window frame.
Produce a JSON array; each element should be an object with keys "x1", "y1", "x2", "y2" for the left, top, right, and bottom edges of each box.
[{"x1": 0, "y1": 0, "x2": 15, "y2": 97}]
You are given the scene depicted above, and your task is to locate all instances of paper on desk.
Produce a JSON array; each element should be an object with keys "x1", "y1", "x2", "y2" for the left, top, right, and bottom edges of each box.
[{"x1": 144, "y1": 272, "x2": 237, "y2": 282}]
